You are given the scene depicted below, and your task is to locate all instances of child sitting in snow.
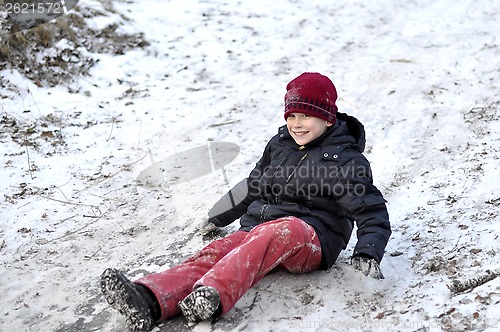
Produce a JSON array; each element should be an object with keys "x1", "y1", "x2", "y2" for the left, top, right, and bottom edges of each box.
[{"x1": 100, "y1": 72, "x2": 391, "y2": 332}]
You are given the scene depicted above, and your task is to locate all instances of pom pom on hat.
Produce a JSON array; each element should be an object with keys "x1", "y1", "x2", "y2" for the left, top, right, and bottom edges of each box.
[{"x1": 284, "y1": 72, "x2": 338, "y2": 124}]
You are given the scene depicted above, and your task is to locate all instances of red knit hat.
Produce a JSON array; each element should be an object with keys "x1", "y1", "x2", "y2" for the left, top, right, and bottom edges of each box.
[{"x1": 284, "y1": 72, "x2": 338, "y2": 124}]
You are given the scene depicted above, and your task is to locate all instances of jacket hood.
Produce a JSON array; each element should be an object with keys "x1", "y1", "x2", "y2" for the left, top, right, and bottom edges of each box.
[{"x1": 279, "y1": 112, "x2": 366, "y2": 152}]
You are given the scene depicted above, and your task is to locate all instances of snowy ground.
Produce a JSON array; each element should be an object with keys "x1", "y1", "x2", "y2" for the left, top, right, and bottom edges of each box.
[{"x1": 1, "y1": 0, "x2": 499, "y2": 331}]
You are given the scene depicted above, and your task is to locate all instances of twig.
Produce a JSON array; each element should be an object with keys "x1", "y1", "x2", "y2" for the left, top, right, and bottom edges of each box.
[
  {"x1": 427, "y1": 195, "x2": 465, "y2": 205},
  {"x1": 52, "y1": 214, "x2": 77, "y2": 226},
  {"x1": 448, "y1": 269, "x2": 500, "y2": 294},
  {"x1": 83, "y1": 247, "x2": 102, "y2": 260},
  {"x1": 208, "y1": 120, "x2": 241, "y2": 128},
  {"x1": 25, "y1": 141, "x2": 33, "y2": 180},
  {"x1": 58, "y1": 111, "x2": 64, "y2": 135},
  {"x1": 39, "y1": 194, "x2": 98, "y2": 208},
  {"x1": 137, "y1": 119, "x2": 142, "y2": 148},
  {"x1": 46, "y1": 212, "x2": 108, "y2": 244},
  {"x1": 74, "y1": 151, "x2": 150, "y2": 194},
  {"x1": 106, "y1": 117, "x2": 115, "y2": 142},
  {"x1": 444, "y1": 234, "x2": 463, "y2": 258},
  {"x1": 27, "y1": 88, "x2": 42, "y2": 114},
  {"x1": 53, "y1": 186, "x2": 70, "y2": 203},
  {"x1": 90, "y1": 192, "x2": 126, "y2": 201}
]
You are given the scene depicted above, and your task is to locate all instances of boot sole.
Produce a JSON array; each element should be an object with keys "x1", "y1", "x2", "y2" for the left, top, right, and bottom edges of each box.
[
  {"x1": 178, "y1": 286, "x2": 220, "y2": 323},
  {"x1": 101, "y1": 268, "x2": 153, "y2": 332}
]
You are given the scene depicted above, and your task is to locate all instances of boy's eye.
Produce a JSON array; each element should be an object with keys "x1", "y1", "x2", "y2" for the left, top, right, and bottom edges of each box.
[{"x1": 287, "y1": 113, "x2": 310, "y2": 119}]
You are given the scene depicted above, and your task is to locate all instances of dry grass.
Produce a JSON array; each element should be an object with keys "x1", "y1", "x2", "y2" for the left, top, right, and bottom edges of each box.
[{"x1": 0, "y1": 1, "x2": 149, "y2": 88}]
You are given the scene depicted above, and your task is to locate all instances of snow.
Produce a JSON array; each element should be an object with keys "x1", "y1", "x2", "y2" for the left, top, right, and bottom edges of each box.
[{"x1": 1, "y1": 0, "x2": 499, "y2": 331}]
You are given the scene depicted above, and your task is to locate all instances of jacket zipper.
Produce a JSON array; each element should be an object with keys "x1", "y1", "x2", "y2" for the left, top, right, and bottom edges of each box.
[
  {"x1": 285, "y1": 153, "x2": 308, "y2": 183},
  {"x1": 269, "y1": 151, "x2": 293, "y2": 204},
  {"x1": 270, "y1": 150, "x2": 293, "y2": 178},
  {"x1": 259, "y1": 204, "x2": 268, "y2": 223}
]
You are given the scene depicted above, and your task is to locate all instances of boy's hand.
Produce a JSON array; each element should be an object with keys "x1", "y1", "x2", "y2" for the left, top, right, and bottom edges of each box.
[
  {"x1": 351, "y1": 255, "x2": 385, "y2": 279},
  {"x1": 199, "y1": 218, "x2": 227, "y2": 240},
  {"x1": 200, "y1": 221, "x2": 219, "y2": 236}
]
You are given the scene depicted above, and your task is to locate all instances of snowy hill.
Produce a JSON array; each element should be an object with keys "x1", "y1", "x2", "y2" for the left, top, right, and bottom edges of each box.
[{"x1": 1, "y1": 1, "x2": 499, "y2": 331}]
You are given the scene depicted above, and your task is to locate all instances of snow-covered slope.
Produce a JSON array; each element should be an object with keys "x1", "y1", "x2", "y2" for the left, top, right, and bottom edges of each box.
[{"x1": 1, "y1": 1, "x2": 499, "y2": 331}]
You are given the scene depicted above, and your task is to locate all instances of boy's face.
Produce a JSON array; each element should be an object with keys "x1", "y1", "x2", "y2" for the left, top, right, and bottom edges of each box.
[{"x1": 286, "y1": 113, "x2": 333, "y2": 146}]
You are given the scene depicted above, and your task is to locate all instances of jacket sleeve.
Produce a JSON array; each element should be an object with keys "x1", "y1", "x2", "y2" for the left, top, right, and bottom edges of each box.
[
  {"x1": 207, "y1": 139, "x2": 273, "y2": 227},
  {"x1": 334, "y1": 156, "x2": 391, "y2": 263}
]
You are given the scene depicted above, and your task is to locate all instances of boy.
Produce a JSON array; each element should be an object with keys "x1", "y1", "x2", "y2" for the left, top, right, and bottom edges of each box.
[{"x1": 101, "y1": 72, "x2": 391, "y2": 332}]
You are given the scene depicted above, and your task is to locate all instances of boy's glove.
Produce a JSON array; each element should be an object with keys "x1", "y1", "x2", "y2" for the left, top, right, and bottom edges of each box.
[
  {"x1": 351, "y1": 255, "x2": 385, "y2": 280},
  {"x1": 200, "y1": 220, "x2": 219, "y2": 236},
  {"x1": 199, "y1": 217, "x2": 226, "y2": 240}
]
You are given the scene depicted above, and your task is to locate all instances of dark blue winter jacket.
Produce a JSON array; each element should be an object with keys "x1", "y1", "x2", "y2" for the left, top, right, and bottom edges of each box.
[{"x1": 208, "y1": 112, "x2": 391, "y2": 269}]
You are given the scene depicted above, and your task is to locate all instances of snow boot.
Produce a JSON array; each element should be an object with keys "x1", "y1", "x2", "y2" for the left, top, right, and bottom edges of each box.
[
  {"x1": 101, "y1": 268, "x2": 158, "y2": 332},
  {"x1": 178, "y1": 286, "x2": 220, "y2": 323}
]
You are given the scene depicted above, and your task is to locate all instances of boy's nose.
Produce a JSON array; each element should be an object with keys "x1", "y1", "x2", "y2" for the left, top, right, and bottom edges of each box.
[{"x1": 291, "y1": 118, "x2": 302, "y2": 127}]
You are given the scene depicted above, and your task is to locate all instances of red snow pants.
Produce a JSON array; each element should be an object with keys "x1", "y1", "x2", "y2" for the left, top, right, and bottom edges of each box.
[{"x1": 134, "y1": 216, "x2": 322, "y2": 321}]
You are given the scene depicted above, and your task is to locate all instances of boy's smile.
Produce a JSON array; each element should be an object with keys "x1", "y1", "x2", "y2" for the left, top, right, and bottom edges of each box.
[{"x1": 286, "y1": 113, "x2": 333, "y2": 146}]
